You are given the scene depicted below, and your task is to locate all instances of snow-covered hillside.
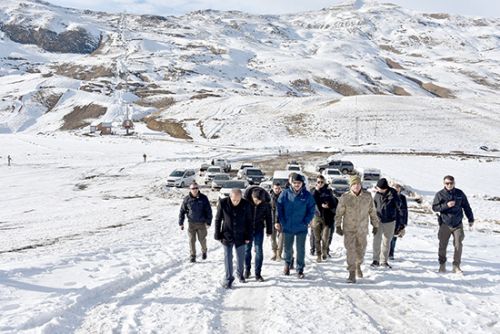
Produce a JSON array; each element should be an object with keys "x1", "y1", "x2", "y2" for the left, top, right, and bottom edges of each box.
[{"x1": 0, "y1": 0, "x2": 499, "y2": 134}]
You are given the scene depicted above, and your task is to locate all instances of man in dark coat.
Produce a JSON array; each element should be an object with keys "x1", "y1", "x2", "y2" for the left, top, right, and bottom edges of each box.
[
  {"x1": 310, "y1": 174, "x2": 338, "y2": 262},
  {"x1": 372, "y1": 178, "x2": 402, "y2": 268},
  {"x1": 277, "y1": 173, "x2": 316, "y2": 279},
  {"x1": 178, "y1": 182, "x2": 213, "y2": 262},
  {"x1": 214, "y1": 189, "x2": 252, "y2": 288},
  {"x1": 389, "y1": 184, "x2": 408, "y2": 260},
  {"x1": 243, "y1": 186, "x2": 272, "y2": 281},
  {"x1": 432, "y1": 175, "x2": 474, "y2": 274}
]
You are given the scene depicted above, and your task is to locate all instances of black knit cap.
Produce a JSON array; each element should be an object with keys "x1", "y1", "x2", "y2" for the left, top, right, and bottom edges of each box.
[{"x1": 376, "y1": 178, "x2": 389, "y2": 189}]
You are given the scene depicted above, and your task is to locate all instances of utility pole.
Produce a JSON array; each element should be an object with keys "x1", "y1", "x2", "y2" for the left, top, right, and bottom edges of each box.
[{"x1": 355, "y1": 116, "x2": 359, "y2": 146}]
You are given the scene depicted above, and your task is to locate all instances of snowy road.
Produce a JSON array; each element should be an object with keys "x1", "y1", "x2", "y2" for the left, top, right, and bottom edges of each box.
[{"x1": 1, "y1": 134, "x2": 499, "y2": 333}]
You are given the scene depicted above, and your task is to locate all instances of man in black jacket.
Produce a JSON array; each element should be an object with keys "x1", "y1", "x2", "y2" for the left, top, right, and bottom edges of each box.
[
  {"x1": 372, "y1": 178, "x2": 402, "y2": 268},
  {"x1": 243, "y1": 186, "x2": 273, "y2": 282},
  {"x1": 432, "y1": 175, "x2": 474, "y2": 274},
  {"x1": 214, "y1": 189, "x2": 252, "y2": 288},
  {"x1": 311, "y1": 175, "x2": 338, "y2": 262},
  {"x1": 389, "y1": 184, "x2": 408, "y2": 260},
  {"x1": 178, "y1": 182, "x2": 213, "y2": 263}
]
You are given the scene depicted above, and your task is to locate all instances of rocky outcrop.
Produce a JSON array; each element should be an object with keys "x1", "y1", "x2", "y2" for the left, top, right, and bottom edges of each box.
[{"x1": 0, "y1": 23, "x2": 101, "y2": 54}]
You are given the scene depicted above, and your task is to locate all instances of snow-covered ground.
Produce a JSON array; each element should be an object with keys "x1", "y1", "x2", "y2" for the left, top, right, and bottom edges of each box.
[{"x1": 1, "y1": 133, "x2": 499, "y2": 333}]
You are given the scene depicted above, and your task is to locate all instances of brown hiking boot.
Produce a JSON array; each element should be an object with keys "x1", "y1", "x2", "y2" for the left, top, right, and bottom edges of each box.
[
  {"x1": 316, "y1": 255, "x2": 322, "y2": 263},
  {"x1": 356, "y1": 265, "x2": 363, "y2": 278},
  {"x1": 347, "y1": 271, "x2": 356, "y2": 284},
  {"x1": 439, "y1": 263, "x2": 446, "y2": 273}
]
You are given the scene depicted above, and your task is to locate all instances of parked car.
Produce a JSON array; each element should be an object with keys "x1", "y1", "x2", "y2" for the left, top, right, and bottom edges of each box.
[
  {"x1": 239, "y1": 167, "x2": 265, "y2": 185},
  {"x1": 260, "y1": 170, "x2": 308, "y2": 189},
  {"x1": 316, "y1": 160, "x2": 355, "y2": 174},
  {"x1": 211, "y1": 173, "x2": 232, "y2": 190},
  {"x1": 166, "y1": 168, "x2": 197, "y2": 188},
  {"x1": 200, "y1": 158, "x2": 231, "y2": 175},
  {"x1": 322, "y1": 168, "x2": 344, "y2": 184},
  {"x1": 360, "y1": 168, "x2": 381, "y2": 189},
  {"x1": 219, "y1": 180, "x2": 249, "y2": 199},
  {"x1": 237, "y1": 163, "x2": 254, "y2": 179},
  {"x1": 286, "y1": 162, "x2": 302, "y2": 172},
  {"x1": 330, "y1": 178, "x2": 350, "y2": 197},
  {"x1": 203, "y1": 166, "x2": 224, "y2": 184},
  {"x1": 211, "y1": 158, "x2": 231, "y2": 173}
]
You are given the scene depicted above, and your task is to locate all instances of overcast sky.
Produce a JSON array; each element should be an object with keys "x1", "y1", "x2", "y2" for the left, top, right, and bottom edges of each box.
[{"x1": 46, "y1": 0, "x2": 500, "y2": 18}]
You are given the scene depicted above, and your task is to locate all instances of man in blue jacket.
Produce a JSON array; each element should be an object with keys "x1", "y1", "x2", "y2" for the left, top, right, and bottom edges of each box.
[
  {"x1": 178, "y1": 182, "x2": 213, "y2": 263},
  {"x1": 432, "y1": 175, "x2": 474, "y2": 274},
  {"x1": 277, "y1": 173, "x2": 316, "y2": 279}
]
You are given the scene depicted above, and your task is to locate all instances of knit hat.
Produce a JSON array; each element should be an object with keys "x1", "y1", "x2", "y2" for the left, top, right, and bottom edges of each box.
[
  {"x1": 349, "y1": 175, "x2": 361, "y2": 186},
  {"x1": 291, "y1": 173, "x2": 304, "y2": 183},
  {"x1": 376, "y1": 178, "x2": 389, "y2": 189}
]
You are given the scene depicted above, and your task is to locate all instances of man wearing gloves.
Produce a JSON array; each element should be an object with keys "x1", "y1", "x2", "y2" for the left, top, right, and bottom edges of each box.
[
  {"x1": 335, "y1": 175, "x2": 380, "y2": 283},
  {"x1": 432, "y1": 175, "x2": 474, "y2": 274}
]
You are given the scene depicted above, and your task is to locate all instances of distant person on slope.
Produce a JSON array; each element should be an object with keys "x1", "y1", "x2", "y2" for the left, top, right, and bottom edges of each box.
[
  {"x1": 243, "y1": 186, "x2": 273, "y2": 282},
  {"x1": 310, "y1": 174, "x2": 338, "y2": 262},
  {"x1": 214, "y1": 189, "x2": 252, "y2": 289},
  {"x1": 7, "y1": 155, "x2": 12, "y2": 166},
  {"x1": 389, "y1": 184, "x2": 408, "y2": 260},
  {"x1": 335, "y1": 176, "x2": 380, "y2": 283},
  {"x1": 432, "y1": 175, "x2": 474, "y2": 274},
  {"x1": 277, "y1": 173, "x2": 316, "y2": 279},
  {"x1": 178, "y1": 182, "x2": 213, "y2": 263},
  {"x1": 371, "y1": 178, "x2": 403, "y2": 269},
  {"x1": 269, "y1": 181, "x2": 284, "y2": 261}
]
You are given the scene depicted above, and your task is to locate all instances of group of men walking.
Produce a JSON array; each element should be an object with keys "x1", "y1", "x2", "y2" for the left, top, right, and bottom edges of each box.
[{"x1": 178, "y1": 171, "x2": 474, "y2": 288}]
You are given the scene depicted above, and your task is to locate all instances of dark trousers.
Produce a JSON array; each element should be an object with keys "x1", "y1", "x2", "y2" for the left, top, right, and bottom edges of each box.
[
  {"x1": 223, "y1": 243, "x2": 245, "y2": 284},
  {"x1": 284, "y1": 232, "x2": 307, "y2": 272},
  {"x1": 389, "y1": 237, "x2": 397, "y2": 257},
  {"x1": 245, "y1": 230, "x2": 264, "y2": 275},
  {"x1": 438, "y1": 224, "x2": 465, "y2": 266}
]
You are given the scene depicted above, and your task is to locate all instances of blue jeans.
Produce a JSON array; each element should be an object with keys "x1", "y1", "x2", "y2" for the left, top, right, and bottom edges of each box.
[
  {"x1": 389, "y1": 237, "x2": 397, "y2": 257},
  {"x1": 284, "y1": 232, "x2": 307, "y2": 272},
  {"x1": 245, "y1": 230, "x2": 264, "y2": 275},
  {"x1": 223, "y1": 243, "x2": 245, "y2": 284}
]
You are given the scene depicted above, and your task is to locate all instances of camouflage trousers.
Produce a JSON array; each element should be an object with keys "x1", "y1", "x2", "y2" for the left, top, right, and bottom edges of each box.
[{"x1": 344, "y1": 230, "x2": 367, "y2": 272}]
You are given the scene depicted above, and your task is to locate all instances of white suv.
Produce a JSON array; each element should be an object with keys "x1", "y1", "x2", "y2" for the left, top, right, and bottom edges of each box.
[{"x1": 167, "y1": 169, "x2": 197, "y2": 188}]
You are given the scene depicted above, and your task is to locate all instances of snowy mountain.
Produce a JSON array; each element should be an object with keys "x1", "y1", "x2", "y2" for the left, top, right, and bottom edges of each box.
[{"x1": 0, "y1": 0, "x2": 499, "y2": 137}]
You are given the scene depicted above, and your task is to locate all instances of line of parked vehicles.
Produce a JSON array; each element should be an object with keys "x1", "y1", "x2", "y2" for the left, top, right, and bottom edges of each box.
[{"x1": 166, "y1": 156, "x2": 383, "y2": 200}]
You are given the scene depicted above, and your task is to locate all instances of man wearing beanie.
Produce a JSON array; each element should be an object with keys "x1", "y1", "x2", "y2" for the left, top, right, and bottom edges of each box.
[
  {"x1": 372, "y1": 178, "x2": 403, "y2": 269},
  {"x1": 335, "y1": 175, "x2": 380, "y2": 283},
  {"x1": 277, "y1": 173, "x2": 316, "y2": 279}
]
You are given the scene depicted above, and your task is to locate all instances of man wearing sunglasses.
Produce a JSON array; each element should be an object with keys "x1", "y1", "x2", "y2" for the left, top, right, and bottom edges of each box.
[
  {"x1": 311, "y1": 174, "x2": 338, "y2": 262},
  {"x1": 179, "y1": 182, "x2": 213, "y2": 263},
  {"x1": 432, "y1": 175, "x2": 474, "y2": 274}
]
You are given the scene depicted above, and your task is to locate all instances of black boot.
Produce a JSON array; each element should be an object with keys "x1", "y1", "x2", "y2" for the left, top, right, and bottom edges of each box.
[
  {"x1": 190, "y1": 255, "x2": 196, "y2": 263},
  {"x1": 202, "y1": 252, "x2": 207, "y2": 260}
]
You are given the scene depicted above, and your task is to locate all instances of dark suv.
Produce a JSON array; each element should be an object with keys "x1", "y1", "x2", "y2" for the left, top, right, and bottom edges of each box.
[{"x1": 316, "y1": 160, "x2": 354, "y2": 174}]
